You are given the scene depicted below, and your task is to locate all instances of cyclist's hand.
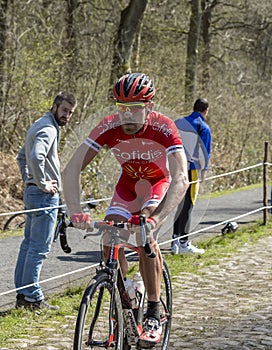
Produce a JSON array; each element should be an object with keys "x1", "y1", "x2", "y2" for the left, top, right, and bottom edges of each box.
[
  {"x1": 70, "y1": 212, "x2": 92, "y2": 230},
  {"x1": 128, "y1": 215, "x2": 157, "y2": 231}
]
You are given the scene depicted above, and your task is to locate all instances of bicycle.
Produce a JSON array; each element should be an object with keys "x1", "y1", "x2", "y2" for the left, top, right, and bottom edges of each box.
[
  {"x1": 3, "y1": 197, "x2": 96, "y2": 231},
  {"x1": 2, "y1": 205, "x2": 73, "y2": 254},
  {"x1": 3, "y1": 199, "x2": 96, "y2": 254},
  {"x1": 3, "y1": 212, "x2": 25, "y2": 231},
  {"x1": 73, "y1": 214, "x2": 172, "y2": 350}
]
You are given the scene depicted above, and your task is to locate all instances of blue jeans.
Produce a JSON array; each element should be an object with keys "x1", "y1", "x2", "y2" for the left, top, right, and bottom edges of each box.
[{"x1": 14, "y1": 186, "x2": 59, "y2": 301}]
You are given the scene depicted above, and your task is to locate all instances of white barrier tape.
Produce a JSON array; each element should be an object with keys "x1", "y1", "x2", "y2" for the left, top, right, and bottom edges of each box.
[
  {"x1": 0, "y1": 197, "x2": 112, "y2": 217},
  {"x1": 1, "y1": 162, "x2": 271, "y2": 217},
  {"x1": 204, "y1": 162, "x2": 264, "y2": 182},
  {"x1": 180, "y1": 162, "x2": 266, "y2": 185},
  {"x1": 1, "y1": 204, "x2": 271, "y2": 298},
  {"x1": 159, "y1": 205, "x2": 272, "y2": 247},
  {"x1": 0, "y1": 263, "x2": 100, "y2": 297}
]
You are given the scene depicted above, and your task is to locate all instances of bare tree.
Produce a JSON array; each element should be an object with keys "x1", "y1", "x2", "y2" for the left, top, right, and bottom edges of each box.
[
  {"x1": 0, "y1": 0, "x2": 9, "y2": 149},
  {"x1": 64, "y1": 0, "x2": 78, "y2": 83},
  {"x1": 201, "y1": 0, "x2": 218, "y2": 90},
  {"x1": 184, "y1": 0, "x2": 201, "y2": 108},
  {"x1": 110, "y1": 0, "x2": 148, "y2": 87}
]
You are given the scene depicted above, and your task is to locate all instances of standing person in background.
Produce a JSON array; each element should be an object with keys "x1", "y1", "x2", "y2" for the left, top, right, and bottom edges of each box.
[
  {"x1": 171, "y1": 98, "x2": 212, "y2": 254},
  {"x1": 15, "y1": 92, "x2": 77, "y2": 310}
]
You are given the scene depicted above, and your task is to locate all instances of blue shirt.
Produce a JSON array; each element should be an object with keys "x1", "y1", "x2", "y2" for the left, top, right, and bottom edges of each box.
[{"x1": 175, "y1": 111, "x2": 212, "y2": 170}]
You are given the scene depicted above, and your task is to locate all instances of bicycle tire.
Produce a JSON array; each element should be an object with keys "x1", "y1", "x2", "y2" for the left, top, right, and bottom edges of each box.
[
  {"x1": 3, "y1": 213, "x2": 25, "y2": 230},
  {"x1": 123, "y1": 259, "x2": 172, "y2": 350},
  {"x1": 73, "y1": 271, "x2": 124, "y2": 350},
  {"x1": 159, "y1": 259, "x2": 172, "y2": 350}
]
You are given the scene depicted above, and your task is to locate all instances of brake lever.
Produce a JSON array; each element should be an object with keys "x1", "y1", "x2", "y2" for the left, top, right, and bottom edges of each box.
[
  {"x1": 53, "y1": 209, "x2": 72, "y2": 253},
  {"x1": 140, "y1": 214, "x2": 156, "y2": 258},
  {"x1": 59, "y1": 216, "x2": 72, "y2": 254}
]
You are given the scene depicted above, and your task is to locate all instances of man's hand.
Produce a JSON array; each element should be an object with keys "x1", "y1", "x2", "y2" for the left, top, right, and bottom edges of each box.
[
  {"x1": 43, "y1": 180, "x2": 59, "y2": 194},
  {"x1": 128, "y1": 215, "x2": 157, "y2": 231},
  {"x1": 70, "y1": 212, "x2": 92, "y2": 230}
]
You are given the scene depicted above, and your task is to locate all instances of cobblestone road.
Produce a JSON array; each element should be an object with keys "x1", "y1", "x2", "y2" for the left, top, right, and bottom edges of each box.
[
  {"x1": 169, "y1": 234, "x2": 272, "y2": 350},
  {"x1": 2, "y1": 234, "x2": 272, "y2": 349}
]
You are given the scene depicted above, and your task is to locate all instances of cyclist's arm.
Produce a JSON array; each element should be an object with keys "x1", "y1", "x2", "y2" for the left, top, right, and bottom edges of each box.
[
  {"x1": 62, "y1": 143, "x2": 98, "y2": 216},
  {"x1": 151, "y1": 149, "x2": 189, "y2": 227}
]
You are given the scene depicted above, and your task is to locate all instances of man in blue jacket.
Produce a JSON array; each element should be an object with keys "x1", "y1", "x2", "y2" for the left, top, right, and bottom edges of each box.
[
  {"x1": 15, "y1": 92, "x2": 77, "y2": 309},
  {"x1": 172, "y1": 98, "x2": 212, "y2": 254}
]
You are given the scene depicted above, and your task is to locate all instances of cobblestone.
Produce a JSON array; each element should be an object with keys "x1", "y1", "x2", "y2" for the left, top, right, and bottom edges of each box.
[{"x1": 1, "y1": 235, "x2": 272, "y2": 349}]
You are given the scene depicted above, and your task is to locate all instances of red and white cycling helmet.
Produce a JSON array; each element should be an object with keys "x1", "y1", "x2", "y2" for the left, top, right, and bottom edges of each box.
[{"x1": 113, "y1": 73, "x2": 155, "y2": 102}]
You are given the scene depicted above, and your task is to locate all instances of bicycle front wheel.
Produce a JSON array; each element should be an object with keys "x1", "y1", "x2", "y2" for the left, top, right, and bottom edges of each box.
[{"x1": 73, "y1": 272, "x2": 124, "y2": 350}]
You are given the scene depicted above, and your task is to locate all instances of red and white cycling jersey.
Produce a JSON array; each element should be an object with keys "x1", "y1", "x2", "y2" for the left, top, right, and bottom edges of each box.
[
  {"x1": 85, "y1": 111, "x2": 183, "y2": 181},
  {"x1": 84, "y1": 111, "x2": 184, "y2": 217}
]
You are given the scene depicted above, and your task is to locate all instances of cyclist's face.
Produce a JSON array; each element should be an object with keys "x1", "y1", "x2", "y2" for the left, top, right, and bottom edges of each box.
[
  {"x1": 52, "y1": 101, "x2": 76, "y2": 126},
  {"x1": 116, "y1": 102, "x2": 152, "y2": 134}
]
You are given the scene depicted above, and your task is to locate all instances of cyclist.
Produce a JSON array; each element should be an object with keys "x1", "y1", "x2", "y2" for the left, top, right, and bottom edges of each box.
[{"x1": 62, "y1": 73, "x2": 189, "y2": 346}]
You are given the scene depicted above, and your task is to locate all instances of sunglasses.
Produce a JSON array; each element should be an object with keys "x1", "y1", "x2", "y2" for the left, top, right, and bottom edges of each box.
[{"x1": 116, "y1": 102, "x2": 148, "y2": 114}]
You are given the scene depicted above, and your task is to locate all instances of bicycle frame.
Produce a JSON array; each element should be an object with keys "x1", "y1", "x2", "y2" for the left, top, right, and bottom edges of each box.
[{"x1": 96, "y1": 226, "x2": 144, "y2": 346}]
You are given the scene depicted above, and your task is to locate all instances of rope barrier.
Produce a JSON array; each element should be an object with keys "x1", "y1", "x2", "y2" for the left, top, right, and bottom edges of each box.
[
  {"x1": 0, "y1": 204, "x2": 271, "y2": 298},
  {"x1": 159, "y1": 205, "x2": 272, "y2": 247},
  {"x1": 0, "y1": 162, "x2": 269, "y2": 217},
  {"x1": 0, "y1": 161, "x2": 271, "y2": 299},
  {"x1": 0, "y1": 198, "x2": 112, "y2": 217}
]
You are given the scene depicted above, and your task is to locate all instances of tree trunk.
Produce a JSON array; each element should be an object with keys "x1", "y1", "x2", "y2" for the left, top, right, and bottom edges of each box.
[
  {"x1": 65, "y1": 0, "x2": 78, "y2": 85},
  {"x1": 0, "y1": 0, "x2": 9, "y2": 150},
  {"x1": 110, "y1": 0, "x2": 148, "y2": 88},
  {"x1": 201, "y1": 0, "x2": 218, "y2": 91},
  {"x1": 184, "y1": 0, "x2": 201, "y2": 109}
]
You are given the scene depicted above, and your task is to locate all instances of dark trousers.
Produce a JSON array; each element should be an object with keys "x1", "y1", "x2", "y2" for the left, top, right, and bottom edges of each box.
[{"x1": 173, "y1": 170, "x2": 198, "y2": 242}]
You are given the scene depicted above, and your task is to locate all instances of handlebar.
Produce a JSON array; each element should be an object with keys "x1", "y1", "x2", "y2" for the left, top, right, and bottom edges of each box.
[
  {"x1": 54, "y1": 198, "x2": 97, "y2": 254},
  {"x1": 90, "y1": 221, "x2": 129, "y2": 230},
  {"x1": 83, "y1": 214, "x2": 156, "y2": 258}
]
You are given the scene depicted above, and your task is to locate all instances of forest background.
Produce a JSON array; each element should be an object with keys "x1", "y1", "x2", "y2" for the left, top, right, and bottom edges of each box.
[{"x1": 0, "y1": 0, "x2": 271, "y2": 224}]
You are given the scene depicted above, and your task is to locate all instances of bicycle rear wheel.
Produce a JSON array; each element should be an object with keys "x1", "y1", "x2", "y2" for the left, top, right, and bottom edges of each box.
[
  {"x1": 3, "y1": 213, "x2": 25, "y2": 230},
  {"x1": 159, "y1": 260, "x2": 172, "y2": 350},
  {"x1": 73, "y1": 271, "x2": 124, "y2": 350}
]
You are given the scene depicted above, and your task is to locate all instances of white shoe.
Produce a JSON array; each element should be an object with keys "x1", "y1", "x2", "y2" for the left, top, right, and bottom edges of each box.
[
  {"x1": 171, "y1": 237, "x2": 181, "y2": 255},
  {"x1": 171, "y1": 237, "x2": 205, "y2": 255},
  {"x1": 179, "y1": 241, "x2": 205, "y2": 254}
]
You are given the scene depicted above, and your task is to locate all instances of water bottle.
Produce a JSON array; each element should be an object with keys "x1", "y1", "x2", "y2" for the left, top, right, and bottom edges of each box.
[
  {"x1": 133, "y1": 272, "x2": 145, "y2": 296},
  {"x1": 124, "y1": 277, "x2": 138, "y2": 309}
]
